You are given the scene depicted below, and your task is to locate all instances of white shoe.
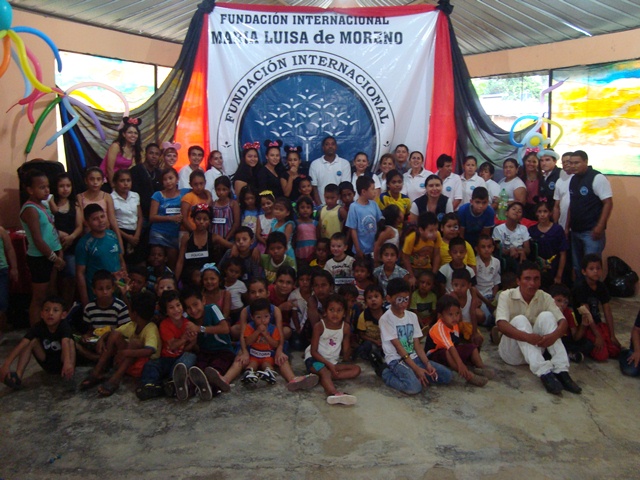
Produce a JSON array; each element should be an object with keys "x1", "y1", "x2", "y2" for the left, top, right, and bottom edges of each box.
[{"x1": 326, "y1": 392, "x2": 357, "y2": 405}]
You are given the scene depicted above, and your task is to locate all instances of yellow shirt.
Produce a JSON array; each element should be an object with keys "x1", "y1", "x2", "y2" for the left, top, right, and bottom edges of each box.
[
  {"x1": 376, "y1": 192, "x2": 412, "y2": 219},
  {"x1": 319, "y1": 205, "x2": 342, "y2": 239},
  {"x1": 402, "y1": 231, "x2": 443, "y2": 270},
  {"x1": 440, "y1": 239, "x2": 477, "y2": 267},
  {"x1": 116, "y1": 321, "x2": 161, "y2": 359}
]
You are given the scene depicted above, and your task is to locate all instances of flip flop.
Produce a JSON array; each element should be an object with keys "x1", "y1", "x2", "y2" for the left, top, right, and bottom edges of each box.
[
  {"x1": 80, "y1": 374, "x2": 102, "y2": 391},
  {"x1": 3, "y1": 372, "x2": 22, "y2": 390},
  {"x1": 97, "y1": 381, "x2": 119, "y2": 397}
]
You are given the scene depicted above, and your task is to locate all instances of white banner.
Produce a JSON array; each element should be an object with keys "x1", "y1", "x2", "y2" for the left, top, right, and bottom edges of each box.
[{"x1": 208, "y1": 6, "x2": 438, "y2": 175}]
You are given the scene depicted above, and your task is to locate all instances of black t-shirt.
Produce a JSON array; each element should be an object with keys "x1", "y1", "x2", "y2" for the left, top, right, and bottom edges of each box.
[
  {"x1": 256, "y1": 167, "x2": 288, "y2": 198},
  {"x1": 572, "y1": 280, "x2": 610, "y2": 325},
  {"x1": 130, "y1": 163, "x2": 162, "y2": 219},
  {"x1": 24, "y1": 320, "x2": 73, "y2": 360}
]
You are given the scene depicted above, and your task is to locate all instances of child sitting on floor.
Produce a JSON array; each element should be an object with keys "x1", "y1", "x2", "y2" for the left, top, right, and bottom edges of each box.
[
  {"x1": 548, "y1": 284, "x2": 592, "y2": 363},
  {"x1": 305, "y1": 294, "x2": 361, "y2": 405},
  {"x1": 426, "y1": 295, "x2": 495, "y2": 387},
  {"x1": 379, "y1": 278, "x2": 452, "y2": 395},
  {"x1": 1, "y1": 296, "x2": 74, "y2": 390},
  {"x1": 309, "y1": 238, "x2": 330, "y2": 269},
  {"x1": 82, "y1": 291, "x2": 160, "y2": 397},
  {"x1": 437, "y1": 237, "x2": 476, "y2": 294},
  {"x1": 260, "y1": 231, "x2": 296, "y2": 285},
  {"x1": 410, "y1": 270, "x2": 438, "y2": 329},
  {"x1": 373, "y1": 243, "x2": 409, "y2": 296},
  {"x1": 354, "y1": 284, "x2": 387, "y2": 376}
]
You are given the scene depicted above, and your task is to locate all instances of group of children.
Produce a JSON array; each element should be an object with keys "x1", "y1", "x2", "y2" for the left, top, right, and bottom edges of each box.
[{"x1": 1, "y1": 145, "x2": 638, "y2": 407}]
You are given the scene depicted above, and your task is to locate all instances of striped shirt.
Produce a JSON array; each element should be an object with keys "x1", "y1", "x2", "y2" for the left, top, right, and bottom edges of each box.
[{"x1": 83, "y1": 297, "x2": 130, "y2": 330}]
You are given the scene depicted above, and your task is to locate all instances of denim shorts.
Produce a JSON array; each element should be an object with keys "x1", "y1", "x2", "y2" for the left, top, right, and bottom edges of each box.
[
  {"x1": 149, "y1": 229, "x2": 179, "y2": 250},
  {"x1": 304, "y1": 357, "x2": 325, "y2": 372}
]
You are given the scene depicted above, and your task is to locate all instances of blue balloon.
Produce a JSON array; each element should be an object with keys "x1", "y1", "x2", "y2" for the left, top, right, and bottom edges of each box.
[
  {"x1": 509, "y1": 115, "x2": 539, "y2": 148},
  {"x1": 13, "y1": 26, "x2": 63, "y2": 72},
  {"x1": 0, "y1": 0, "x2": 12, "y2": 31},
  {"x1": 60, "y1": 100, "x2": 86, "y2": 168},
  {"x1": 10, "y1": 48, "x2": 32, "y2": 98}
]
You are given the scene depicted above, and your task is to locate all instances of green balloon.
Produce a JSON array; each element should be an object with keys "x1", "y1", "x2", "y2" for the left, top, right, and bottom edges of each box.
[{"x1": 25, "y1": 97, "x2": 62, "y2": 154}]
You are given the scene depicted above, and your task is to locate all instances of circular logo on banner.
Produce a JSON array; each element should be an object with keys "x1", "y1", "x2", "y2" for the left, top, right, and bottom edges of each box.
[
  {"x1": 217, "y1": 51, "x2": 395, "y2": 173},
  {"x1": 580, "y1": 186, "x2": 589, "y2": 196}
]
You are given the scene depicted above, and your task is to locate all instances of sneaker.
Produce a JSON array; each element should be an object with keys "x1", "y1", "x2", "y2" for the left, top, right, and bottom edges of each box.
[
  {"x1": 466, "y1": 373, "x2": 488, "y2": 387},
  {"x1": 172, "y1": 363, "x2": 190, "y2": 401},
  {"x1": 540, "y1": 372, "x2": 563, "y2": 395},
  {"x1": 286, "y1": 374, "x2": 319, "y2": 392},
  {"x1": 555, "y1": 371, "x2": 582, "y2": 394},
  {"x1": 568, "y1": 351, "x2": 584, "y2": 363},
  {"x1": 136, "y1": 384, "x2": 163, "y2": 401},
  {"x1": 163, "y1": 379, "x2": 176, "y2": 398},
  {"x1": 204, "y1": 367, "x2": 230, "y2": 393},
  {"x1": 189, "y1": 366, "x2": 213, "y2": 401},
  {"x1": 490, "y1": 326, "x2": 501, "y2": 345},
  {"x1": 256, "y1": 368, "x2": 278, "y2": 385},
  {"x1": 472, "y1": 366, "x2": 496, "y2": 379},
  {"x1": 369, "y1": 352, "x2": 387, "y2": 378},
  {"x1": 242, "y1": 369, "x2": 259, "y2": 386},
  {"x1": 327, "y1": 392, "x2": 357, "y2": 405}
]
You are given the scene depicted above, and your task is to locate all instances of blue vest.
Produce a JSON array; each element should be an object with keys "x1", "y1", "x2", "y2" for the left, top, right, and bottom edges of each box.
[{"x1": 569, "y1": 166, "x2": 603, "y2": 232}]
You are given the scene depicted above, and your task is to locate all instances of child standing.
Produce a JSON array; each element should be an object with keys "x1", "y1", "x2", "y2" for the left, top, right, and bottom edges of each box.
[
  {"x1": 219, "y1": 226, "x2": 264, "y2": 283},
  {"x1": 373, "y1": 204, "x2": 401, "y2": 262},
  {"x1": 256, "y1": 190, "x2": 275, "y2": 253},
  {"x1": 492, "y1": 202, "x2": 531, "y2": 272},
  {"x1": 20, "y1": 170, "x2": 65, "y2": 326},
  {"x1": 426, "y1": 295, "x2": 494, "y2": 387},
  {"x1": 222, "y1": 257, "x2": 247, "y2": 324},
  {"x1": 204, "y1": 150, "x2": 225, "y2": 200},
  {"x1": 317, "y1": 184, "x2": 341, "y2": 240},
  {"x1": 346, "y1": 176, "x2": 383, "y2": 258},
  {"x1": 76, "y1": 167, "x2": 122, "y2": 248},
  {"x1": 260, "y1": 231, "x2": 297, "y2": 285},
  {"x1": 201, "y1": 264, "x2": 231, "y2": 320},
  {"x1": 439, "y1": 213, "x2": 477, "y2": 270},
  {"x1": 475, "y1": 234, "x2": 501, "y2": 325},
  {"x1": 294, "y1": 196, "x2": 318, "y2": 264},
  {"x1": 401, "y1": 211, "x2": 442, "y2": 287},
  {"x1": 211, "y1": 176, "x2": 241, "y2": 246},
  {"x1": 457, "y1": 186, "x2": 495, "y2": 249},
  {"x1": 305, "y1": 294, "x2": 361, "y2": 405},
  {"x1": 410, "y1": 270, "x2": 438, "y2": 329},
  {"x1": 310, "y1": 238, "x2": 330, "y2": 269},
  {"x1": 449, "y1": 269, "x2": 484, "y2": 347},
  {"x1": 111, "y1": 169, "x2": 145, "y2": 266},
  {"x1": 573, "y1": 254, "x2": 621, "y2": 361},
  {"x1": 180, "y1": 170, "x2": 212, "y2": 235},
  {"x1": 0, "y1": 296, "x2": 74, "y2": 390},
  {"x1": 338, "y1": 181, "x2": 356, "y2": 232},
  {"x1": 76, "y1": 204, "x2": 125, "y2": 306},
  {"x1": 146, "y1": 245, "x2": 173, "y2": 291},
  {"x1": 324, "y1": 232, "x2": 355, "y2": 288},
  {"x1": 437, "y1": 237, "x2": 477, "y2": 293},
  {"x1": 374, "y1": 243, "x2": 409, "y2": 296},
  {"x1": 380, "y1": 278, "x2": 452, "y2": 395},
  {"x1": 528, "y1": 201, "x2": 568, "y2": 287},
  {"x1": 271, "y1": 197, "x2": 296, "y2": 262},
  {"x1": 178, "y1": 145, "x2": 205, "y2": 189},
  {"x1": 239, "y1": 185, "x2": 260, "y2": 239},
  {"x1": 376, "y1": 170, "x2": 411, "y2": 223}
]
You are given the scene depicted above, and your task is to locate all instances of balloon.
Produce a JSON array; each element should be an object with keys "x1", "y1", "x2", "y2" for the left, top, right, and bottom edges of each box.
[
  {"x1": 539, "y1": 80, "x2": 566, "y2": 106},
  {"x1": 45, "y1": 96, "x2": 79, "y2": 146},
  {"x1": 13, "y1": 26, "x2": 62, "y2": 72},
  {"x1": 10, "y1": 48, "x2": 31, "y2": 99},
  {"x1": 0, "y1": 0, "x2": 12, "y2": 31},
  {"x1": 0, "y1": 36, "x2": 10, "y2": 78},
  {"x1": 25, "y1": 96, "x2": 61, "y2": 153},
  {"x1": 65, "y1": 82, "x2": 130, "y2": 117},
  {"x1": 509, "y1": 115, "x2": 540, "y2": 147},
  {"x1": 6, "y1": 30, "x2": 51, "y2": 93},
  {"x1": 69, "y1": 90, "x2": 104, "y2": 111},
  {"x1": 60, "y1": 100, "x2": 86, "y2": 168},
  {"x1": 68, "y1": 96, "x2": 106, "y2": 141},
  {"x1": 26, "y1": 90, "x2": 47, "y2": 124}
]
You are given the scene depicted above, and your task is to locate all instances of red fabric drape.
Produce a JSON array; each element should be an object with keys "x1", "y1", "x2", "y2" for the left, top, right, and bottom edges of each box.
[
  {"x1": 174, "y1": 13, "x2": 211, "y2": 170},
  {"x1": 425, "y1": 11, "x2": 456, "y2": 172}
]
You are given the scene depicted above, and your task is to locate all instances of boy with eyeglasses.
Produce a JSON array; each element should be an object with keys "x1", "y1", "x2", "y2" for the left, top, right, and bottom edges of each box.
[{"x1": 379, "y1": 278, "x2": 452, "y2": 395}]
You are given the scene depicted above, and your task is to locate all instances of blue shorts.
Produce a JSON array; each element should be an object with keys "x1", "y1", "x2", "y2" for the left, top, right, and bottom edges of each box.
[
  {"x1": 304, "y1": 357, "x2": 325, "y2": 373},
  {"x1": 0, "y1": 268, "x2": 8, "y2": 312},
  {"x1": 148, "y1": 229, "x2": 179, "y2": 250},
  {"x1": 61, "y1": 253, "x2": 76, "y2": 278}
]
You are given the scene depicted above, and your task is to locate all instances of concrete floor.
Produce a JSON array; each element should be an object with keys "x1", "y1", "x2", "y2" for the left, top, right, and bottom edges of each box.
[{"x1": 1, "y1": 296, "x2": 639, "y2": 480}]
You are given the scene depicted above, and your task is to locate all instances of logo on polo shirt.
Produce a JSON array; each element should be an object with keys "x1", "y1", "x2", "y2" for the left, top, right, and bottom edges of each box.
[
  {"x1": 419, "y1": 183, "x2": 425, "y2": 188},
  {"x1": 580, "y1": 186, "x2": 589, "y2": 196},
  {"x1": 337, "y1": 171, "x2": 342, "y2": 177},
  {"x1": 437, "y1": 213, "x2": 444, "y2": 222},
  {"x1": 470, "y1": 186, "x2": 476, "y2": 190},
  {"x1": 446, "y1": 186, "x2": 452, "y2": 192},
  {"x1": 549, "y1": 181, "x2": 555, "y2": 190}
]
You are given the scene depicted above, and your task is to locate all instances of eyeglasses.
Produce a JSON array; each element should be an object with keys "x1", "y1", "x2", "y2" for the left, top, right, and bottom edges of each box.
[{"x1": 395, "y1": 296, "x2": 410, "y2": 305}]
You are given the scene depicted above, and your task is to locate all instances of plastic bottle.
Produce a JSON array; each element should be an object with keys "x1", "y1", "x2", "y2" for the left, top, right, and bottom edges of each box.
[{"x1": 497, "y1": 188, "x2": 509, "y2": 220}]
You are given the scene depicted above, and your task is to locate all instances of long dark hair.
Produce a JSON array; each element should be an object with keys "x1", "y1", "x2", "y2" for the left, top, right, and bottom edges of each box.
[
  {"x1": 52, "y1": 172, "x2": 77, "y2": 205},
  {"x1": 116, "y1": 118, "x2": 142, "y2": 165},
  {"x1": 233, "y1": 147, "x2": 263, "y2": 184}
]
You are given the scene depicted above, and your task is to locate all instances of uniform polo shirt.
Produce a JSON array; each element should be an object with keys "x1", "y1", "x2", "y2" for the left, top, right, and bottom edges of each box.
[
  {"x1": 309, "y1": 155, "x2": 351, "y2": 198},
  {"x1": 402, "y1": 168, "x2": 433, "y2": 202}
]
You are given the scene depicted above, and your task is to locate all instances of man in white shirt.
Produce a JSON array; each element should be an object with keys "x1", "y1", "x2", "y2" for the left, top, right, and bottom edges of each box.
[
  {"x1": 494, "y1": 261, "x2": 581, "y2": 395},
  {"x1": 552, "y1": 152, "x2": 574, "y2": 231},
  {"x1": 309, "y1": 136, "x2": 351, "y2": 205},
  {"x1": 178, "y1": 146, "x2": 205, "y2": 189},
  {"x1": 436, "y1": 154, "x2": 463, "y2": 210}
]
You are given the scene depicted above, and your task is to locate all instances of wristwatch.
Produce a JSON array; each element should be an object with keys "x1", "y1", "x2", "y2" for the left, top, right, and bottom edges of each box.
[{"x1": 200, "y1": 325, "x2": 206, "y2": 334}]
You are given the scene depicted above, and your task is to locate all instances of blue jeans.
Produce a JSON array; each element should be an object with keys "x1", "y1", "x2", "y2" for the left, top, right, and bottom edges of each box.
[
  {"x1": 139, "y1": 352, "x2": 197, "y2": 386},
  {"x1": 571, "y1": 230, "x2": 605, "y2": 279},
  {"x1": 382, "y1": 357, "x2": 452, "y2": 395},
  {"x1": 619, "y1": 349, "x2": 640, "y2": 377}
]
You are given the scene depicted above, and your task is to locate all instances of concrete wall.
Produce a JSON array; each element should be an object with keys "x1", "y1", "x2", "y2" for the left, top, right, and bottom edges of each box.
[{"x1": 1, "y1": 10, "x2": 639, "y2": 276}]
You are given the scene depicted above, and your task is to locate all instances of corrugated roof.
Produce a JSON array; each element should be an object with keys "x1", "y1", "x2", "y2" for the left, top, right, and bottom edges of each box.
[{"x1": 9, "y1": 0, "x2": 640, "y2": 55}]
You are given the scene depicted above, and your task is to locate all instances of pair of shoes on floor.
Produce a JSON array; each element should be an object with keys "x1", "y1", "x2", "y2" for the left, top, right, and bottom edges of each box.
[
  {"x1": 241, "y1": 368, "x2": 259, "y2": 387},
  {"x1": 286, "y1": 374, "x2": 319, "y2": 392},
  {"x1": 256, "y1": 368, "x2": 278, "y2": 385},
  {"x1": 172, "y1": 363, "x2": 215, "y2": 401},
  {"x1": 327, "y1": 392, "x2": 357, "y2": 405},
  {"x1": 540, "y1": 371, "x2": 582, "y2": 395},
  {"x1": 568, "y1": 351, "x2": 585, "y2": 363}
]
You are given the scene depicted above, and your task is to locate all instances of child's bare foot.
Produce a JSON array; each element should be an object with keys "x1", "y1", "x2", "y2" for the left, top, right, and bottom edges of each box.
[
  {"x1": 466, "y1": 373, "x2": 488, "y2": 387},
  {"x1": 472, "y1": 367, "x2": 496, "y2": 379}
]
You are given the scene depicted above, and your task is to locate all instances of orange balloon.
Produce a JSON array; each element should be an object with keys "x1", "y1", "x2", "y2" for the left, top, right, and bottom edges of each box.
[{"x1": 0, "y1": 36, "x2": 10, "y2": 78}]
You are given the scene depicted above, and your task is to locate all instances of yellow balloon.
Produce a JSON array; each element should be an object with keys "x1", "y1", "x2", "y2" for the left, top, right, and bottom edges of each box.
[
  {"x1": 70, "y1": 90, "x2": 104, "y2": 110},
  {"x1": 6, "y1": 30, "x2": 51, "y2": 93},
  {"x1": 530, "y1": 136, "x2": 541, "y2": 147}
]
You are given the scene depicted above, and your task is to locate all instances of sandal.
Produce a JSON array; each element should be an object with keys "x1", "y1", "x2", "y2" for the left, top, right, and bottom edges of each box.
[
  {"x1": 97, "y1": 381, "x2": 119, "y2": 397},
  {"x1": 3, "y1": 372, "x2": 22, "y2": 390},
  {"x1": 80, "y1": 374, "x2": 102, "y2": 391}
]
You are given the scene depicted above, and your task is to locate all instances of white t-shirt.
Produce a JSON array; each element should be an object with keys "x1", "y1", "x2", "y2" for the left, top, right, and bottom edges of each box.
[
  {"x1": 553, "y1": 171, "x2": 573, "y2": 230},
  {"x1": 441, "y1": 173, "x2": 463, "y2": 204},
  {"x1": 226, "y1": 279, "x2": 247, "y2": 311},
  {"x1": 402, "y1": 169, "x2": 433, "y2": 202},
  {"x1": 380, "y1": 308, "x2": 423, "y2": 364},
  {"x1": 309, "y1": 156, "x2": 351, "y2": 199},
  {"x1": 178, "y1": 165, "x2": 203, "y2": 190},
  {"x1": 351, "y1": 172, "x2": 381, "y2": 201},
  {"x1": 498, "y1": 177, "x2": 526, "y2": 202},
  {"x1": 288, "y1": 288, "x2": 308, "y2": 330},
  {"x1": 475, "y1": 255, "x2": 501, "y2": 298},
  {"x1": 377, "y1": 173, "x2": 387, "y2": 193},
  {"x1": 460, "y1": 174, "x2": 487, "y2": 206},
  {"x1": 111, "y1": 190, "x2": 140, "y2": 231},
  {"x1": 485, "y1": 179, "x2": 501, "y2": 203},
  {"x1": 205, "y1": 168, "x2": 224, "y2": 201},
  {"x1": 438, "y1": 263, "x2": 476, "y2": 293},
  {"x1": 324, "y1": 256, "x2": 355, "y2": 287},
  {"x1": 492, "y1": 223, "x2": 530, "y2": 249}
]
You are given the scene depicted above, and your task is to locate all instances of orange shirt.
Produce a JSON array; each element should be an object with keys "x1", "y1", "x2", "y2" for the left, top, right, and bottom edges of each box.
[{"x1": 426, "y1": 318, "x2": 460, "y2": 356}]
